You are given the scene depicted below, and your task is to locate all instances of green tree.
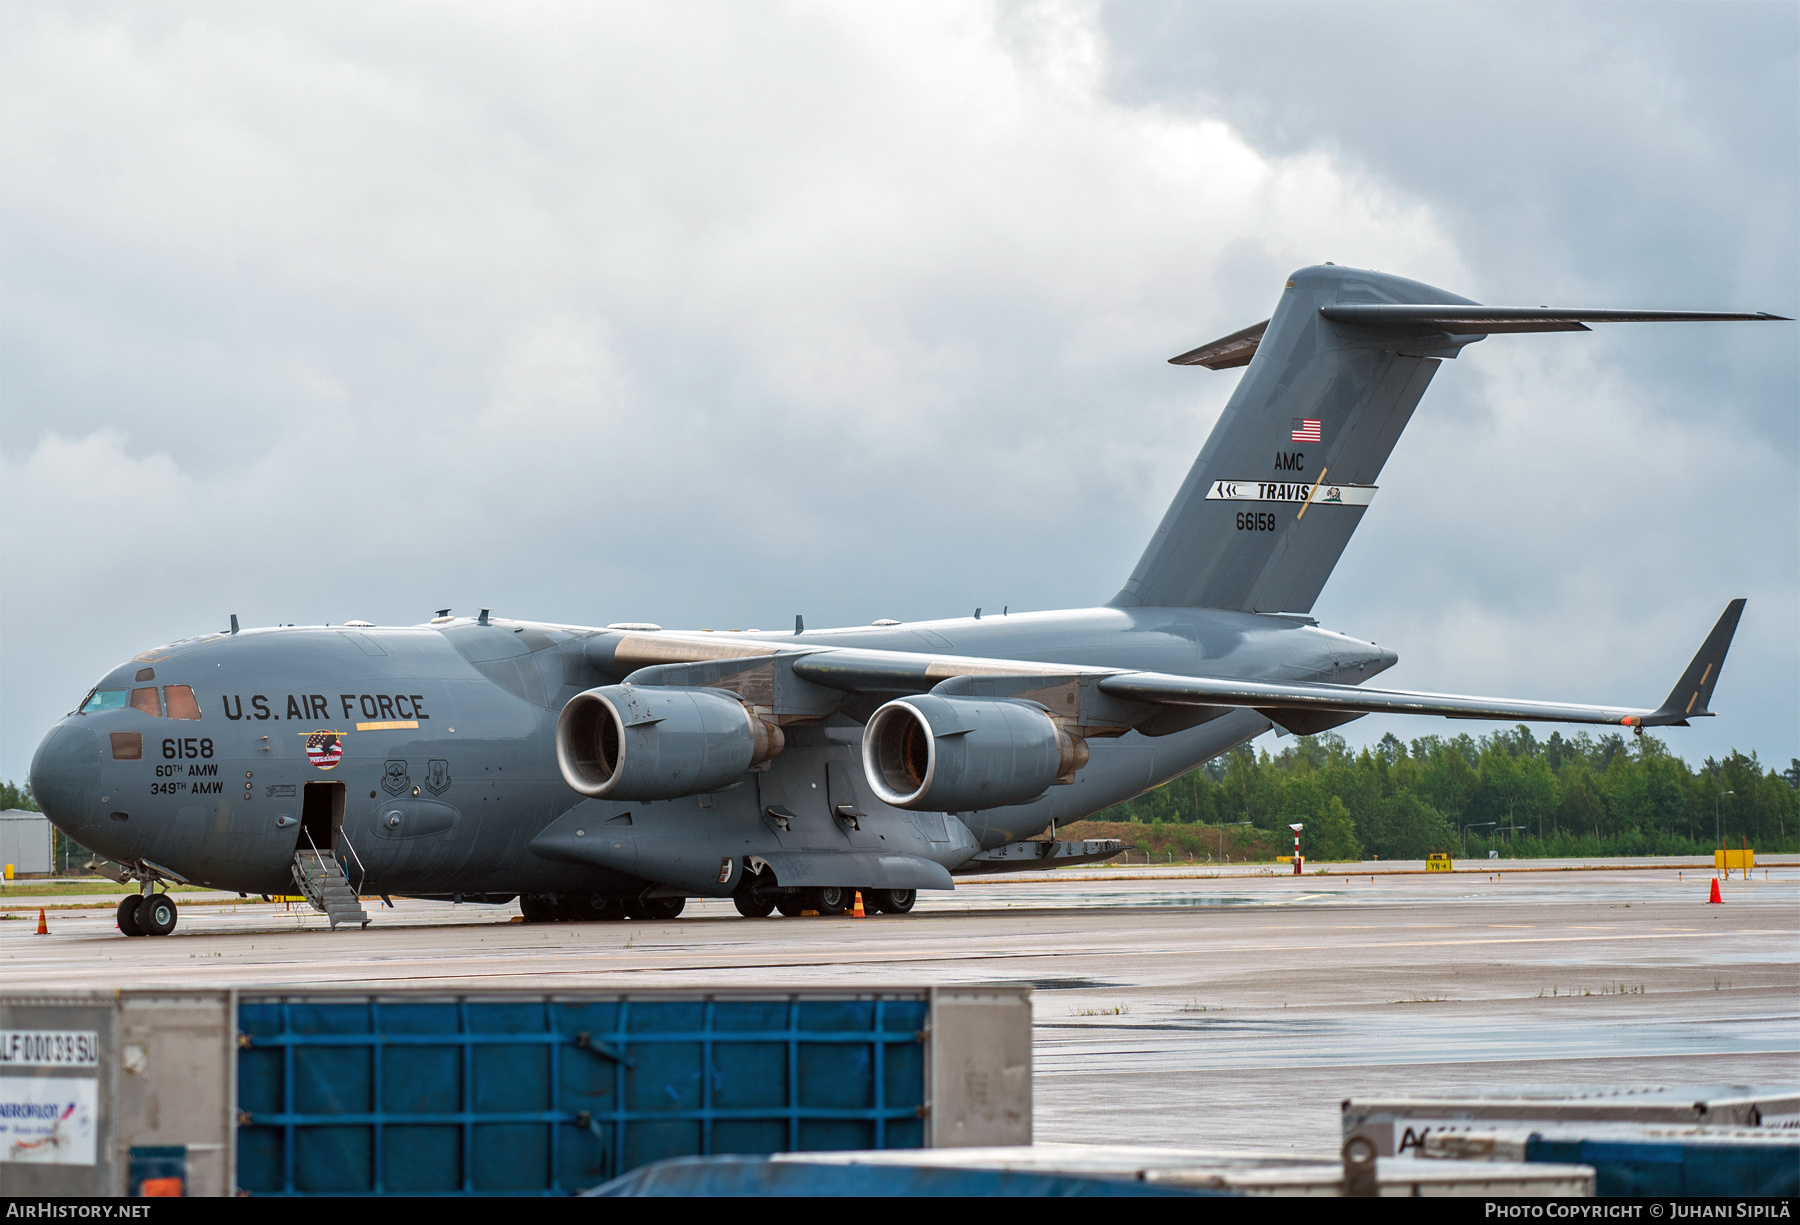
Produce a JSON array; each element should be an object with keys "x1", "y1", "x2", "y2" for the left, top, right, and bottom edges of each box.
[
  {"x1": 1305, "y1": 796, "x2": 1363, "y2": 862},
  {"x1": 1361, "y1": 791, "x2": 1456, "y2": 859},
  {"x1": 1087, "y1": 729, "x2": 1798, "y2": 860}
]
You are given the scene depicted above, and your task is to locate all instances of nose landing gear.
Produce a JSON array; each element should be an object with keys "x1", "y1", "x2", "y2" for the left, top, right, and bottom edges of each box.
[
  {"x1": 141, "y1": 893, "x2": 178, "y2": 935},
  {"x1": 116, "y1": 893, "x2": 178, "y2": 936},
  {"x1": 116, "y1": 895, "x2": 144, "y2": 936}
]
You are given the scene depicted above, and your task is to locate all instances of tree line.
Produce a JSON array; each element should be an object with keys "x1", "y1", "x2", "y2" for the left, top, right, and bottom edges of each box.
[{"x1": 1083, "y1": 728, "x2": 1800, "y2": 861}]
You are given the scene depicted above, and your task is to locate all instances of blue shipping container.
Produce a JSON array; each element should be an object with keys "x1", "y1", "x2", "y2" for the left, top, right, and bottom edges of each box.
[
  {"x1": 1526, "y1": 1135, "x2": 1799, "y2": 1197},
  {"x1": 236, "y1": 992, "x2": 933, "y2": 1195}
]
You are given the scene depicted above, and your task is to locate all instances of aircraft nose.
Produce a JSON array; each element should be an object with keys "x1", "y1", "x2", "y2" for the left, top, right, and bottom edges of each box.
[{"x1": 30, "y1": 721, "x2": 102, "y2": 832}]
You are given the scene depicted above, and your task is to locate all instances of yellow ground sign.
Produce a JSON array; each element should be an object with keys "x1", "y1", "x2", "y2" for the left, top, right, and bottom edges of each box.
[
  {"x1": 1427, "y1": 854, "x2": 1454, "y2": 872},
  {"x1": 1715, "y1": 849, "x2": 1754, "y2": 870}
]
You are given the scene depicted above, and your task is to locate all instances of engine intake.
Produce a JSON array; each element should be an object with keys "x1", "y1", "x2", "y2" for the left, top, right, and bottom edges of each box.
[
  {"x1": 556, "y1": 684, "x2": 782, "y2": 800},
  {"x1": 861, "y1": 695, "x2": 1087, "y2": 812}
]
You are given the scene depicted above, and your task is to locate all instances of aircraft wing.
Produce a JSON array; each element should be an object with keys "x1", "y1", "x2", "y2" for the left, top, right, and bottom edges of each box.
[{"x1": 782, "y1": 600, "x2": 1745, "y2": 733}]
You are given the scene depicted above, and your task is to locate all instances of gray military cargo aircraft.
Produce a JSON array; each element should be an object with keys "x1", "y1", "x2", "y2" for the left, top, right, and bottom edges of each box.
[{"x1": 28, "y1": 264, "x2": 1787, "y2": 935}]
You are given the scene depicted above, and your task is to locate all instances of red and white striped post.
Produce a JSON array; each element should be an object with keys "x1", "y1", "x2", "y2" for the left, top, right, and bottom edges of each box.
[{"x1": 1288, "y1": 823, "x2": 1304, "y2": 875}]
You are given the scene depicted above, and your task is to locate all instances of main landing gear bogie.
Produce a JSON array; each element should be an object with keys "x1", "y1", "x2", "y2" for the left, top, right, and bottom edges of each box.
[
  {"x1": 521, "y1": 892, "x2": 631, "y2": 922},
  {"x1": 523, "y1": 884, "x2": 916, "y2": 923},
  {"x1": 741, "y1": 886, "x2": 917, "y2": 918},
  {"x1": 627, "y1": 895, "x2": 686, "y2": 921},
  {"x1": 519, "y1": 892, "x2": 685, "y2": 923},
  {"x1": 732, "y1": 891, "x2": 777, "y2": 918},
  {"x1": 865, "y1": 888, "x2": 916, "y2": 914},
  {"x1": 117, "y1": 893, "x2": 178, "y2": 937}
]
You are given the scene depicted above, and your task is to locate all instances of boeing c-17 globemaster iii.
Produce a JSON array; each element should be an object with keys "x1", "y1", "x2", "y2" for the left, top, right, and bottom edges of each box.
[{"x1": 28, "y1": 264, "x2": 1787, "y2": 935}]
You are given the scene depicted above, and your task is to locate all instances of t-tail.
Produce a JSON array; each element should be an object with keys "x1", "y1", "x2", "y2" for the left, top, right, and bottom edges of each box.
[{"x1": 1112, "y1": 265, "x2": 1788, "y2": 613}]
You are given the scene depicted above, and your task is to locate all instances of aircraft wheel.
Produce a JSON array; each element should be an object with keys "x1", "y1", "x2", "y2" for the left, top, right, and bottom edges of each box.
[
  {"x1": 874, "y1": 888, "x2": 916, "y2": 914},
  {"x1": 629, "y1": 895, "x2": 686, "y2": 920},
  {"x1": 733, "y1": 891, "x2": 776, "y2": 918},
  {"x1": 519, "y1": 893, "x2": 559, "y2": 923},
  {"x1": 116, "y1": 894, "x2": 147, "y2": 937},
  {"x1": 140, "y1": 894, "x2": 178, "y2": 936},
  {"x1": 570, "y1": 895, "x2": 628, "y2": 921},
  {"x1": 774, "y1": 895, "x2": 805, "y2": 917},
  {"x1": 812, "y1": 886, "x2": 849, "y2": 916}
]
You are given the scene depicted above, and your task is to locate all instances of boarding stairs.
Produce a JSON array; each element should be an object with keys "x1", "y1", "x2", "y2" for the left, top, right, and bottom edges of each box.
[{"x1": 293, "y1": 849, "x2": 370, "y2": 929}]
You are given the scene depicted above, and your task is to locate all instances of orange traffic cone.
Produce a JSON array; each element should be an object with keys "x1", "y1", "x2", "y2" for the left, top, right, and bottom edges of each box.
[
  {"x1": 852, "y1": 891, "x2": 865, "y2": 918},
  {"x1": 1708, "y1": 878, "x2": 1723, "y2": 904},
  {"x1": 36, "y1": 909, "x2": 48, "y2": 935}
]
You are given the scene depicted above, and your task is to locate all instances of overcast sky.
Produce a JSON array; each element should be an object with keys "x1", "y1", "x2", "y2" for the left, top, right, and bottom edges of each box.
[{"x1": 3, "y1": 1, "x2": 1795, "y2": 785}]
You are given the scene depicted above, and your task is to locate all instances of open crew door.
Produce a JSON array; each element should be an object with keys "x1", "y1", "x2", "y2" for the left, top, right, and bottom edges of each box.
[{"x1": 299, "y1": 781, "x2": 344, "y2": 855}]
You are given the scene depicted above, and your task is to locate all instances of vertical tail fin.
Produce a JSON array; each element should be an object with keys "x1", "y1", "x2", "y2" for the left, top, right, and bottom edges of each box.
[
  {"x1": 1116, "y1": 266, "x2": 1788, "y2": 613},
  {"x1": 1113, "y1": 264, "x2": 1477, "y2": 612}
]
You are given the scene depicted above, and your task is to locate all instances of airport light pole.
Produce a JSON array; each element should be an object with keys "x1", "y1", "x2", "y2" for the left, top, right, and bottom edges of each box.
[
  {"x1": 1715, "y1": 790, "x2": 1734, "y2": 876},
  {"x1": 1462, "y1": 822, "x2": 1496, "y2": 856},
  {"x1": 1288, "y1": 823, "x2": 1304, "y2": 876}
]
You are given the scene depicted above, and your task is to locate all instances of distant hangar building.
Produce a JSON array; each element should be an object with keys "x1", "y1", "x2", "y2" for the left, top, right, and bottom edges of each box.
[{"x1": 1, "y1": 809, "x2": 53, "y2": 876}]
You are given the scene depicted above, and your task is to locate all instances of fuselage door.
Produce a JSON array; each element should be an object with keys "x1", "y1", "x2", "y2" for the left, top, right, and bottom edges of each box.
[{"x1": 299, "y1": 781, "x2": 345, "y2": 855}]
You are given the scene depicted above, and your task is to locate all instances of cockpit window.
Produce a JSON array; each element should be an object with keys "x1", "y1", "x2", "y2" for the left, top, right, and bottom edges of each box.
[
  {"x1": 164, "y1": 685, "x2": 201, "y2": 720},
  {"x1": 129, "y1": 687, "x2": 162, "y2": 717},
  {"x1": 110, "y1": 732, "x2": 143, "y2": 760},
  {"x1": 80, "y1": 689, "x2": 128, "y2": 714}
]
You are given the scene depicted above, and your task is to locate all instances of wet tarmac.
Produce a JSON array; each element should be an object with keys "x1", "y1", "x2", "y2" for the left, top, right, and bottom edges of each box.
[{"x1": 4, "y1": 862, "x2": 1795, "y2": 1154}]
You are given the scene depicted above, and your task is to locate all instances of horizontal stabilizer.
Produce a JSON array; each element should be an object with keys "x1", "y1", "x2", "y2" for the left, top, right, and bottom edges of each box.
[
  {"x1": 1320, "y1": 304, "x2": 1791, "y2": 334},
  {"x1": 1168, "y1": 318, "x2": 1269, "y2": 368},
  {"x1": 1646, "y1": 599, "x2": 1746, "y2": 726}
]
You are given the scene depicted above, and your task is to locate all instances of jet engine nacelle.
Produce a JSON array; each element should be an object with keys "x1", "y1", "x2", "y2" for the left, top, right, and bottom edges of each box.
[
  {"x1": 556, "y1": 684, "x2": 783, "y2": 800},
  {"x1": 861, "y1": 694, "x2": 1088, "y2": 812}
]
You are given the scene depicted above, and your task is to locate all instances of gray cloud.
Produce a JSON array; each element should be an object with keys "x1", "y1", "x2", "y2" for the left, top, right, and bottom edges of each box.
[
  {"x1": 1101, "y1": 0, "x2": 1799, "y2": 765},
  {"x1": 2, "y1": 1, "x2": 1793, "y2": 780}
]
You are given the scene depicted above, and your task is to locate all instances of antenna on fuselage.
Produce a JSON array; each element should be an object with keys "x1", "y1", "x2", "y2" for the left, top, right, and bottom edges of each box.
[{"x1": 229, "y1": 614, "x2": 239, "y2": 634}]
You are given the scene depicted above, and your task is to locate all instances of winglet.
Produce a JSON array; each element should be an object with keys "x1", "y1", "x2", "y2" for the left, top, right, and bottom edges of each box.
[{"x1": 1644, "y1": 599, "x2": 1746, "y2": 726}]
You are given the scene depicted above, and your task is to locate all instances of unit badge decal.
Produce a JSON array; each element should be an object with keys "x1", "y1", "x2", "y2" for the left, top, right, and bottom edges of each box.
[
  {"x1": 301, "y1": 729, "x2": 346, "y2": 770},
  {"x1": 382, "y1": 759, "x2": 410, "y2": 795},
  {"x1": 424, "y1": 759, "x2": 451, "y2": 796}
]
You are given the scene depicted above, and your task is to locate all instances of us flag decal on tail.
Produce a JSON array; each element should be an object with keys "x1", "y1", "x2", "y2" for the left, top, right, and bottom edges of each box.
[{"x1": 1291, "y1": 418, "x2": 1322, "y2": 443}]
